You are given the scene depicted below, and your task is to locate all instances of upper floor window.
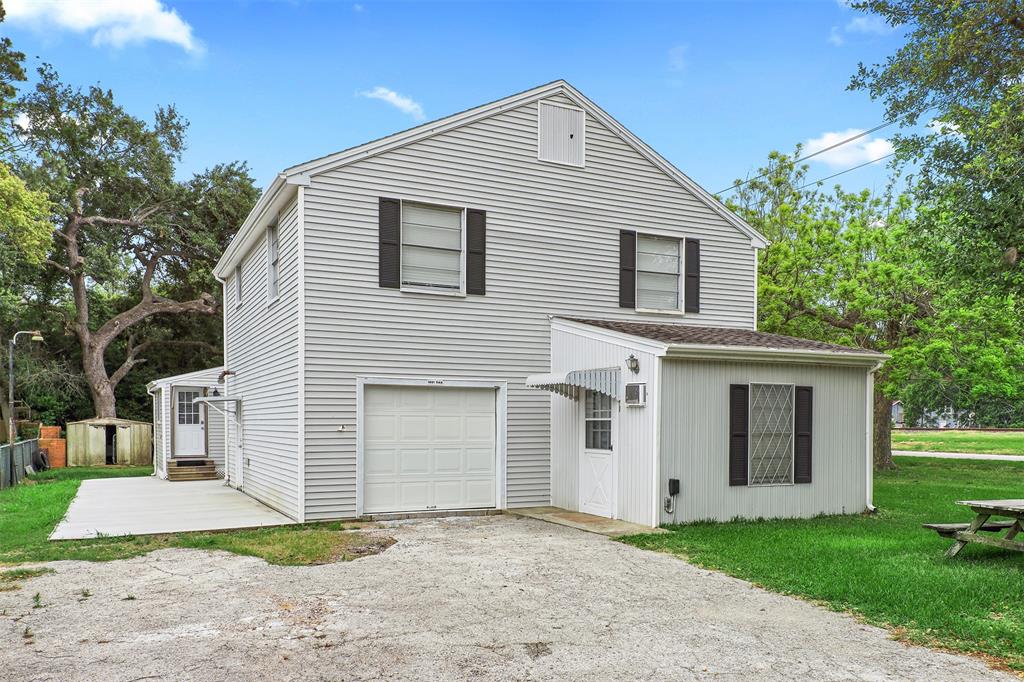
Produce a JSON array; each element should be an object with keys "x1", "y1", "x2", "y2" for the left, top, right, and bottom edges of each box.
[
  {"x1": 267, "y1": 224, "x2": 279, "y2": 300},
  {"x1": 636, "y1": 234, "x2": 681, "y2": 311},
  {"x1": 401, "y1": 203, "x2": 463, "y2": 291},
  {"x1": 234, "y1": 264, "x2": 243, "y2": 307}
]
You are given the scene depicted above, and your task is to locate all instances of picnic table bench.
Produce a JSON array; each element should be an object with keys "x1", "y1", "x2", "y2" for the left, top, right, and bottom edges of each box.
[{"x1": 923, "y1": 499, "x2": 1024, "y2": 558}]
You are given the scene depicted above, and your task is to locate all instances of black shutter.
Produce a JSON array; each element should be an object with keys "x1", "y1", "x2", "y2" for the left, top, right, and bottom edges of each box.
[
  {"x1": 619, "y1": 230, "x2": 636, "y2": 308},
  {"x1": 466, "y1": 209, "x2": 486, "y2": 295},
  {"x1": 378, "y1": 197, "x2": 401, "y2": 288},
  {"x1": 794, "y1": 386, "x2": 813, "y2": 484},
  {"x1": 729, "y1": 384, "x2": 749, "y2": 486},
  {"x1": 684, "y1": 238, "x2": 700, "y2": 313}
]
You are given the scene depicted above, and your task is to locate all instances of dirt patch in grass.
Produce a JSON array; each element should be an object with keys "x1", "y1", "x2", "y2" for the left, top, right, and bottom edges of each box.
[{"x1": 173, "y1": 525, "x2": 396, "y2": 566}]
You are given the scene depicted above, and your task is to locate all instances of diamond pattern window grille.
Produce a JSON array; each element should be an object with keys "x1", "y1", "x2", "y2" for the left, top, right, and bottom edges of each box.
[{"x1": 749, "y1": 383, "x2": 794, "y2": 485}]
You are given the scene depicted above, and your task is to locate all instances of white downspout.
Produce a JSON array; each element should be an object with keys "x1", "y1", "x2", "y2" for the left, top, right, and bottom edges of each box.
[{"x1": 215, "y1": 274, "x2": 231, "y2": 488}]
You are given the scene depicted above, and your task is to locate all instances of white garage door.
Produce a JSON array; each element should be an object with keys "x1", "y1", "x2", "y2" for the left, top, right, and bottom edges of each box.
[{"x1": 363, "y1": 385, "x2": 497, "y2": 514}]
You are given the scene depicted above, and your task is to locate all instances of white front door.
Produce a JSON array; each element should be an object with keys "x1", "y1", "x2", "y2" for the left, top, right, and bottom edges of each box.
[
  {"x1": 173, "y1": 387, "x2": 205, "y2": 457},
  {"x1": 579, "y1": 390, "x2": 615, "y2": 518},
  {"x1": 363, "y1": 384, "x2": 497, "y2": 514}
]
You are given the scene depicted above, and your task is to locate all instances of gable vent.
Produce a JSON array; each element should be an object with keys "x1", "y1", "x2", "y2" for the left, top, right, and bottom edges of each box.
[{"x1": 537, "y1": 100, "x2": 585, "y2": 167}]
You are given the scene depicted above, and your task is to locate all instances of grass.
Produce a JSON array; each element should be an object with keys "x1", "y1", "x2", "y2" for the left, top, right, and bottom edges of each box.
[
  {"x1": 623, "y1": 457, "x2": 1024, "y2": 671},
  {"x1": 0, "y1": 466, "x2": 392, "y2": 566},
  {"x1": 892, "y1": 429, "x2": 1024, "y2": 456}
]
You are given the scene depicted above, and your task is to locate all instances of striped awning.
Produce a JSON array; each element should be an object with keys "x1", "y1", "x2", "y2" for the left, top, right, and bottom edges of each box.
[{"x1": 525, "y1": 367, "x2": 621, "y2": 400}]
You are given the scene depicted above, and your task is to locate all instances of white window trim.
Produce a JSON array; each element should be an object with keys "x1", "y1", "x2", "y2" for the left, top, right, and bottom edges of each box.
[
  {"x1": 234, "y1": 264, "x2": 243, "y2": 309},
  {"x1": 536, "y1": 99, "x2": 586, "y2": 168},
  {"x1": 266, "y1": 223, "x2": 280, "y2": 305},
  {"x1": 635, "y1": 232, "x2": 686, "y2": 315},
  {"x1": 398, "y1": 199, "x2": 467, "y2": 297},
  {"x1": 747, "y1": 382, "x2": 796, "y2": 488},
  {"x1": 354, "y1": 376, "x2": 508, "y2": 516}
]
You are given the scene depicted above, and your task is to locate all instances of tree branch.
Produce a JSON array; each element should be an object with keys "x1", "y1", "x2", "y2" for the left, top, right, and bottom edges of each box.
[
  {"x1": 109, "y1": 337, "x2": 221, "y2": 389},
  {"x1": 45, "y1": 259, "x2": 73, "y2": 275}
]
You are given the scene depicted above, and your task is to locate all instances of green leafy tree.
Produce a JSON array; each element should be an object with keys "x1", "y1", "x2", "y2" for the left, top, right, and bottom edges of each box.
[
  {"x1": 729, "y1": 152, "x2": 933, "y2": 469},
  {"x1": 849, "y1": 0, "x2": 1024, "y2": 292}
]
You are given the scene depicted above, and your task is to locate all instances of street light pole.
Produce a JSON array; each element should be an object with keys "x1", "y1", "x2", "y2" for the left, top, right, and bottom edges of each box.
[{"x1": 7, "y1": 330, "x2": 43, "y2": 447}]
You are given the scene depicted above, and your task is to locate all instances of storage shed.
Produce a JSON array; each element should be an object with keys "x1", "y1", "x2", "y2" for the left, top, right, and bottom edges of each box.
[
  {"x1": 147, "y1": 367, "x2": 226, "y2": 480},
  {"x1": 66, "y1": 418, "x2": 152, "y2": 467}
]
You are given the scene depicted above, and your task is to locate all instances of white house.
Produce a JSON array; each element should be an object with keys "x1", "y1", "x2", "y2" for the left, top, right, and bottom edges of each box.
[
  {"x1": 209, "y1": 80, "x2": 886, "y2": 527},
  {"x1": 148, "y1": 367, "x2": 226, "y2": 481}
]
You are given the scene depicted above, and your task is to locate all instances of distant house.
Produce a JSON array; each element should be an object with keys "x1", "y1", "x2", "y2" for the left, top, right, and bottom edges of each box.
[
  {"x1": 209, "y1": 81, "x2": 887, "y2": 527},
  {"x1": 892, "y1": 400, "x2": 905, "y2": 428}
]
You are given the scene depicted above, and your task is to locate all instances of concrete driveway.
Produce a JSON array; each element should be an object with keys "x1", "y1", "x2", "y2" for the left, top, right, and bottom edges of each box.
[
  {"x1": 2, "y1": 515, "x2": 1010, "y2": 681},
  {"x1": 50, "y1": 477, "x2": 294, "y2": 539}
]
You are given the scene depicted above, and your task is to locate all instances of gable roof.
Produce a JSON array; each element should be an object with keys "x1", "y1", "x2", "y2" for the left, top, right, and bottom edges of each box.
[
  {"x1": 214, "y1": 80, "x2": 767, "y2": 278},
  {"x1": 559, "y1": 317, "x2": 887, "y2": 366}
]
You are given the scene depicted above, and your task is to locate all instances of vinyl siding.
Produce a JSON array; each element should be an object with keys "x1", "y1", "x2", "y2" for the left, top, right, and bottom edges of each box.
[
  {"x1": 301, "y1": 94, "x2": 756, "y2": 519},
  {"x1": 659, "y1": 359, "x2": 869, "y2": 524},
  {"x1": 549, "y1": 325, "x2": 661, "y2": 527},
  {"x1": 223, "y1": 199, "x2": 301, "y2": 520}
]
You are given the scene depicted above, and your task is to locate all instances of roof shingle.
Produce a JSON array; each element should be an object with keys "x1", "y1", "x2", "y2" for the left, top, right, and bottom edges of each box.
[{"x1": 560, "y1": 317, "x2": 884, "y2": 356}]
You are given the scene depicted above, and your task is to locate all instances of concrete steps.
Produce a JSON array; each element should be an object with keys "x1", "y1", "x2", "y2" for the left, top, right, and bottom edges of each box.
[{"x1": 167, "y1": 458, "x2": 218, "y2": 481}]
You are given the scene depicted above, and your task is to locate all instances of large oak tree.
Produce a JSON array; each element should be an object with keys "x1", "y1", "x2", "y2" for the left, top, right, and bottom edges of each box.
[{"x1": 9, "y1": 65, "x2": 257, "y2": 418}]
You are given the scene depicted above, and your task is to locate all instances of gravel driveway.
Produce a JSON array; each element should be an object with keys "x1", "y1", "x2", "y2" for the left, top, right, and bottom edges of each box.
[{"x1": 0, "y1": 515, "x2": 1010, "y2": 681}]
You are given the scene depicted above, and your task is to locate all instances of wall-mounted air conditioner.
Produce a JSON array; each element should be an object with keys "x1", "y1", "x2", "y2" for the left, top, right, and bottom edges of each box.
[{"x1": 624, "y1": 382, "x2": 647, "y2": 407}]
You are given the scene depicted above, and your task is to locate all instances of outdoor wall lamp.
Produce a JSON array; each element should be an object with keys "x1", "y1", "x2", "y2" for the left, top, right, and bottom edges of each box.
[
  {"x1": 626, "y1": 354, "x2": 640, "y2": 374},
  {"x1": 7, "y1": 330, "x2": 44, "y2": 447}
]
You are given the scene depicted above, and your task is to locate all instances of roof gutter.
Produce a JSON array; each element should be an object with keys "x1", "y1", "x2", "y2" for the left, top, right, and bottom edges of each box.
[{"x1": 663, "y1": 343, "x2": 889, "y2": 367}]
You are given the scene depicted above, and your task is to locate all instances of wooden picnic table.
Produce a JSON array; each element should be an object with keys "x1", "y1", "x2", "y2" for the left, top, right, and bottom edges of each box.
[{"x1": 927, "y1": 500, "x2": 1024, "y2": 558}]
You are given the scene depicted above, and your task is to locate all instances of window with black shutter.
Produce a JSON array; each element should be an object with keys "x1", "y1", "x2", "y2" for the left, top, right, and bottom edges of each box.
[{"x1": 378, "y1": 198, "x2": 486, "y2": 295}]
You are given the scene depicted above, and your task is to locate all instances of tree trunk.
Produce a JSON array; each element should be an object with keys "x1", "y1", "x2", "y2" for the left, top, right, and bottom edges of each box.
[
  {"x1": 82, "y1": 343, "x2": 117, "y2": 419},
  {"x1": 873, "y1": 389, "x2": 895, "y2": 470}
]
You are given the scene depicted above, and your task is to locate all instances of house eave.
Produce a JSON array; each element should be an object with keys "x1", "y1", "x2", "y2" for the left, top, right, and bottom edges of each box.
[
  {"x1": 213, "y1": 175, "x2": 301, "y2": 279},
  {"x1": 663, "y1": 344, "x2": 888, "y2": 368}
]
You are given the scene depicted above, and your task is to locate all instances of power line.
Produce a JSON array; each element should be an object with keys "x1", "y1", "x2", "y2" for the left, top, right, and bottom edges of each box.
[
  {"x1": 796, "y1": 152, "x2": 896, "y2": 190},
  {"x1": 717, "y1": 120, "x2": 897, "y2": 195}
]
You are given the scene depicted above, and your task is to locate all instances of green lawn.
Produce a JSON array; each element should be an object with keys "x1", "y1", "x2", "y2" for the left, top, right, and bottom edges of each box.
[
  {"x1": 623, "y1": 457, "x2": 1024, "y2": 671},
  {"x1": 892, "y1": 429, "x2": 1024, "y2": 455},
  {"x1": 0, "y1": 466, "x2": 392, "y2": 567}
]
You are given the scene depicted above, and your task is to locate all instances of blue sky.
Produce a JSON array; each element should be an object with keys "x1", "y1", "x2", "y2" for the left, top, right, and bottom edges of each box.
[{"x1": 4, "y1": 1, "x2": 907, "y2": 198}]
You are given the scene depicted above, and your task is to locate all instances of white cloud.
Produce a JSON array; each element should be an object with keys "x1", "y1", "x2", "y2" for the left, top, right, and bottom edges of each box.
[
  {"x1": 668, "y1": 44, "x2": 689, "y2": 72},
  {"x1": 827, "y1": 26, "x2": 845, "y2": 46},
  {"x1": 927, "y1": 119, "x2": 964, "y2": 138},
  {"x1": 5, "y1": 0, "x2": 203, "y2": 55},
  {"x1": 803, "y1": 128, "x2": 894, "y2": 169},
  {"x1": 845, "y1": 15, "x2": 893, "y2": 35},
  {"x1": 358, "y1": 86, "x2": 425, "y2": 121}
]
